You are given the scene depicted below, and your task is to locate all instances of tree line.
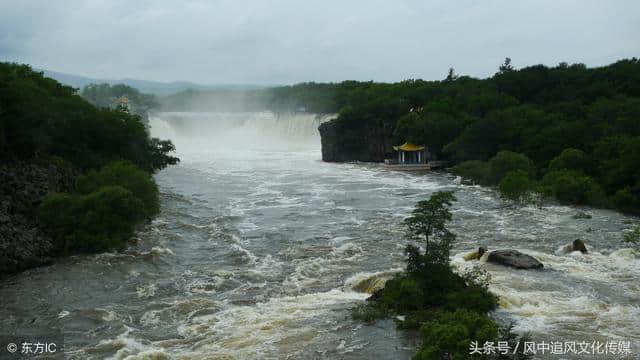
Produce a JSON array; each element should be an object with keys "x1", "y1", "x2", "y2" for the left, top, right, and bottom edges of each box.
[
  {"x1": 80, "y1": 83, "x2": 159, "y2": 123},
  {"x1": 0, "y1": 62, "x2": 179, "y2": 253},
  {"x1": 61, "y1": 57, "x2": 640, "y2": 215},
  {"x1": 262, "y1": 58, "x2": 640, "y2": 215}
]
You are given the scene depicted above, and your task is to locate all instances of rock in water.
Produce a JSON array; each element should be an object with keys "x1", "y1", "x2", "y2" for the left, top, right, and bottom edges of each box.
[
  {"x1": 352, "y1": 274, "x2": 393, "y2": 294},
  {"x1": 463, "y1": 246, "x2": 488, "y2": 261},
  {"x1": 556, "y1": 239, "x2": 589, "y2": 255},
  {"x1": 463, "y1": 250, "x2": 480, "y2": 261},
  {"x1": 572, "y1": 239, "x2": 588, "y2": 254},
  {"x1": 487, "y1": 250, "x2": 543, "y2": 270}
]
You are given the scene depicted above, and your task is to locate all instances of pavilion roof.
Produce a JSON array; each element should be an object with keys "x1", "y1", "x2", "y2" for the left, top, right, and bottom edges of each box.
[{"x1": 393, "y1": 142, "x2": 425, "y2": 151}]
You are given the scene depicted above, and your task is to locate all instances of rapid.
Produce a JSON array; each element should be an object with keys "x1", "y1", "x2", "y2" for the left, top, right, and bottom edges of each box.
[{"x1": 0, "y1": 111, "x2": 638, "y2": 359}]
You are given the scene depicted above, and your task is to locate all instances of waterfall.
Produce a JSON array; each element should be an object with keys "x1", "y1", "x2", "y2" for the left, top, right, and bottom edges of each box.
[{"x1": 149, "y1": 111, "x2": 336, "y2": 153}]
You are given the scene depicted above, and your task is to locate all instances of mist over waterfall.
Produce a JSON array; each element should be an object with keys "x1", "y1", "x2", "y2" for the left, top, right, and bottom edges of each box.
[{"x1": 149, "y1": 112, "x2": 336, "y2": 153}]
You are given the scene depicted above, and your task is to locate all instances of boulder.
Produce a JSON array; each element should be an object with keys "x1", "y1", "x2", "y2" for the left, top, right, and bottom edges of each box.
[
  {"x1": 556, "y1": 239, "x2": 589, "y2": 255},
  {"x1": 572, "y1": 239, "x2": 588, "y2": 254},
  {"x1": 487, "y1": 250, "x2": 543, "y2": 270},
  {"x1": 478, "y1": 246, "x2": 487, "y2": 257}
]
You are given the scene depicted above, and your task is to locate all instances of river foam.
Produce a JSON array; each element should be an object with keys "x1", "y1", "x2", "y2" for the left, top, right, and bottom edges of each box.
[{"x1": 1, "y1": 111, "x2": 638, "y2": 359}]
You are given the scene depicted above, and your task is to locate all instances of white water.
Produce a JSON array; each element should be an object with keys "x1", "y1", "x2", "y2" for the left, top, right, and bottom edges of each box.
[
  {"x1": 151, "y1": 111, "x2": 336, "y2": 152},
  {"x1": 0, "y1": 111, "x2": 638, "y2": 359}
]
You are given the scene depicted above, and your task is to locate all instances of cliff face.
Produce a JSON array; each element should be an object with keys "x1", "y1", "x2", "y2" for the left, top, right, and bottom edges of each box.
[
  {"x1": 0, "y1": 161, "x2": 75, "y2": 276},
  {"x1": 318, "y1": 118, "x2": 394, "y2": 162}
]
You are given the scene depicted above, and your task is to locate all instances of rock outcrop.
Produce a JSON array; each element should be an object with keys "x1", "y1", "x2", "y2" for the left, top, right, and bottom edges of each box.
[
  {"x1": 0, "y1": 160, "x2": 75, "y2": 276},
  {"x1": 486, "y1": 249, "x2": 544, "y2": 270},
  {"x1": 557, "y1": 239, "x2": 589, "y2": 255},
  {"x1": 318, "y1": 117, "x2": 394, "y2": 162}
]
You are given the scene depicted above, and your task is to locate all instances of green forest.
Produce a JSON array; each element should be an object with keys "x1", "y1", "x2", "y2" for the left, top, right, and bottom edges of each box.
[
  {"x1": 0, "y1": 62, "x2": 179, "y2": 254},
  {"x1": 160, "y1": 58, "x2": 640, "y2": 214},
  {"x1": 3, "y1": 57, "x2": 639, "y2": 257},
  {"x1": 264, "y1": 59, "x2": 640, "y2": 215},
  {"x1": 80, "y1": 83, "x2": 159, "y2": 122}
]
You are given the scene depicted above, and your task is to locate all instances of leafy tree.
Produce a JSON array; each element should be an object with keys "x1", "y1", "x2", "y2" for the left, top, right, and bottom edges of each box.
[
  {"x1": 39, "y1": 186, "x2": 146, "y2": 254},
  {"x1": 499, "y1": 57, "x2": 514, "y2": 73},
  {"x1": 541, "y1": 170, "x2": 604, "y2": 205},
  {"x1": 77, "y1": 160, "x2": 160, "y2": 218},
  {"x1": 487, "y1": 151, "x2": 534, "y2": 184},
  {"x1": 0, "y1": 62, "x2": 179, "y2": 173},
  {"x1": 393, "y1": 111, "x2": 467, "y2": 157},
  {"x1": 404, "y1": 191, "x2": 457, "y2": 265},
  {"x1": 548, "y1": 148, "x2": 591, "y2": 174},
  {"x1": 612, "y1": 187, "x2": 640, "y2": 213},
  {"x1": 499, "y1": 170, "x2": 537, "y2": 203},
  {"x1": 451, "y1": 160, "x2": 491, "y2": 186},
  {"x1": 142, "y1": 138, "x2": 180, "y2": 173},
  {"x1": 445, "y1": 67, "x2": 459, "y2": 82}
]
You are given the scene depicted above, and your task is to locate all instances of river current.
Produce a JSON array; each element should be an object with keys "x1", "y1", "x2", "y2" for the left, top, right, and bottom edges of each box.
[{"x1": 1, "y1": 112, "x2": 638, "y2": 359}]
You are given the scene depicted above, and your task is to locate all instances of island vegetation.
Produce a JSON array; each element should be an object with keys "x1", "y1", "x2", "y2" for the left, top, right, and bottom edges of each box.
[
  {"x1": 0, "y1": 62, "x2": 178, "y2": 265},
  {"x1": 353, "y1": 191, "x2": 529, "y2": 359}
]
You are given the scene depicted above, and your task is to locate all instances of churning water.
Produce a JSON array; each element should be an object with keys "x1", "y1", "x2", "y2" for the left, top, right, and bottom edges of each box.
[{"x1": 0, "y1": 112, "x2": 638, "y2": 359}]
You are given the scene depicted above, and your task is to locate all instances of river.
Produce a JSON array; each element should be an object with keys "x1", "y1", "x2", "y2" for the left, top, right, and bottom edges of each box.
[{"x1": 1, "y1": 112, "x2": 638, "y2": 359}]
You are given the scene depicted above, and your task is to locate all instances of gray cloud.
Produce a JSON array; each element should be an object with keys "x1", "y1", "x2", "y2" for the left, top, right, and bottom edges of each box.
[{"x1": 1, "y1": 0, "x2": 638, "y2": 84}]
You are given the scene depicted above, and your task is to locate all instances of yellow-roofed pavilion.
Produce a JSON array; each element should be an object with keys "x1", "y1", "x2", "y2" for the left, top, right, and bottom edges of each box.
[{"x1": 392, "y1": 142, "x2": 426, "y2": 164}]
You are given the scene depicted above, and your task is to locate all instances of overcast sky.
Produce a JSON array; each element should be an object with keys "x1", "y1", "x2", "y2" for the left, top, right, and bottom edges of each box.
[{"x1": 1, "y1": 0, "x2": 638, "y2": 85}]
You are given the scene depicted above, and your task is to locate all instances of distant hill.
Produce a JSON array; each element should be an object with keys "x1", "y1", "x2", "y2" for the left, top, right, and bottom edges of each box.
[{"x1": 40, "y1": 69, "x2": 267, "y2": 96}]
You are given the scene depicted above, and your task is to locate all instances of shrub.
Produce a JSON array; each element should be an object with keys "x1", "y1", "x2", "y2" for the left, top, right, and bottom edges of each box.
[
  {"x1": 612, "y1": 187, "x2": 640, "y2": 214},
  {"x1": 548, "y1": 148, "x2": 591, "y2": 173},
  {"x1": 444, "y1": 285, "x2": 498, "y2": 314},
  {"x1": 498, "y1": 170, "x2": 537, "y2": 202},
  {"x1": 488, "y1": 151, "x2": 534, "y2": 184},
  {"x1": 376, "y1": 274, "x2": 425, "y2": 312},
  {"x1": 351, "y1": 303, "x2": 386, "y2": 324},
  {"x1": 39, "y1": 186, "x2": 146, "y2": 253},
  {"x1": 77, "y1": 160, "x2": 159, "y2": 218},
  {"x1": 451, "y1": 160, "x2": 491, "y2": 186},
  {"x1": 623, "y1": 225, "x2": 640, "y2": 248},
  {"x1": 541, "y1": 170, "x2": 604, "y2": 204},
  {"x1": 415, "y1": 309, "x2": 499, "y2": 360}
]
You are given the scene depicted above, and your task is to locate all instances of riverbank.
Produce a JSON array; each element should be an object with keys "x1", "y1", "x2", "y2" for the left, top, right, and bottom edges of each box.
[
  {"x1": 3, "y1": 129, "x2": 638, "y2": 358},
  {"x1": 0, "y1": 62, "x2": 179, "y2": 277},
  {"x1": 315, "y1": 59, "x2": 640, "y2": 215}
]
